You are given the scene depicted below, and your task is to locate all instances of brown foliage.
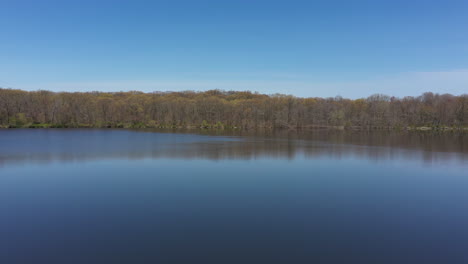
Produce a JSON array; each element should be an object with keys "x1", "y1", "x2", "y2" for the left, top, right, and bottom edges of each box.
[{"x1": 0, "y1": 88, "x2": 467, "y2": 129}]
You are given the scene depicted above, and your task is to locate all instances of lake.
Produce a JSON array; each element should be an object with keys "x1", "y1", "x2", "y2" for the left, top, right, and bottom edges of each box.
[{"x1": 1, "y1": 129, "x2": 467, "y2": 263}]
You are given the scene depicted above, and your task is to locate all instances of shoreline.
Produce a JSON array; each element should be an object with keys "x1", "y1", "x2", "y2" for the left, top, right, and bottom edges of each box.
[{"x1": 1, "y1": 124, "x2": 467, "y2": 132}]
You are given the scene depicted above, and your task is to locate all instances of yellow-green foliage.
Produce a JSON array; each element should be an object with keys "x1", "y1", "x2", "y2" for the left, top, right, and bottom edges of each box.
[{"x1": 0, "y1": 89, "x2": 467, "y2": 129}]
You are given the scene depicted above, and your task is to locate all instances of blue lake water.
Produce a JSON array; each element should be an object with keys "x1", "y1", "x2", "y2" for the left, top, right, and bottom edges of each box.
[{"x1": 1, "y1": 129, "x2": 467, "y2": 263}]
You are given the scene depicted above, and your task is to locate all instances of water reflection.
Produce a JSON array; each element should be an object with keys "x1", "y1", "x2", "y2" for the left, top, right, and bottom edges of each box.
[
  {"x1": 1, "y1": 129, "x2": 468, "y2": 264},
  {"x1": 0, "y1": 129, "x2": 467, "y2": 167}
]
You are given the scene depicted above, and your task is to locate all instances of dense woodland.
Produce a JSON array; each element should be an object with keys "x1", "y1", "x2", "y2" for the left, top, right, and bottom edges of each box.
[{"x1": 0, "y1": 88, "x2": 467, "y2": 130}]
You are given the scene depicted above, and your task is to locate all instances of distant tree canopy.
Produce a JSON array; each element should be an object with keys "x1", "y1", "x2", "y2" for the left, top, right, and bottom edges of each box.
[{"x1": 0, "y1": 88, "x2": 467, "y2": 129}]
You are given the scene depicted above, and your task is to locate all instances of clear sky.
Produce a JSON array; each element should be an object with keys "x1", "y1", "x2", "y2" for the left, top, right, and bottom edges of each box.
[{"x1": 1, "y1": 0, "x2": 467, "y2": 98}]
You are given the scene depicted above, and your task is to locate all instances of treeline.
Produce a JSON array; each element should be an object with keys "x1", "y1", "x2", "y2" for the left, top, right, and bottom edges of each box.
[{"x1": 0, "y1": 88, "x2": 467, "y2": 129}]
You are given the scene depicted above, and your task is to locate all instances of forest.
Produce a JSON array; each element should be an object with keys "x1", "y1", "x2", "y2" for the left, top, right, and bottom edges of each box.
[{"x1": 0, "y1": 88, "x2": 467, "y2": 130}]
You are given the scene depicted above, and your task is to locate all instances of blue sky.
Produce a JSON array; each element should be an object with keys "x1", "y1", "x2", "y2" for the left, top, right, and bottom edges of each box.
[{"x1": 1, "y1": 0, "x2": 467, "y2": 98}]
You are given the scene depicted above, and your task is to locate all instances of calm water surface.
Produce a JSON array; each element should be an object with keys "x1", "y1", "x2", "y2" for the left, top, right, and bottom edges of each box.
[{"x1": 1, "y1": 129, "x2": 467, "y2": 263}]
